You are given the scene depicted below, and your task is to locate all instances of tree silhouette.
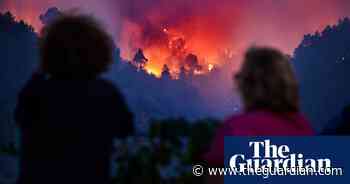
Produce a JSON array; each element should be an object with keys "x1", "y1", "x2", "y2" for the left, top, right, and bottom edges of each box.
[
  {"x1": 0, "y1": 12, "x2": 35, "y2": 33},
  {"x1": 0, "y1": 11, "x2": 38, "y2": 147},
  {"x1": 0, "y1": 12, "x2": 15, "y2": 27},
  {"x1": 293, "y1": 17, "x2": 350, "y2": 130},
  {"x1": 161, "y1": 64, "x2": 171, "y2": 79},
  {"x1": 133, "y1": 48, "x2": 148, "y2": 70},
  {"x1": 178, "y1": 66, "x2": 188, "y2": 80},
  {"x1": 184, "y1": 54, "x2": 202, "y2": 75}
]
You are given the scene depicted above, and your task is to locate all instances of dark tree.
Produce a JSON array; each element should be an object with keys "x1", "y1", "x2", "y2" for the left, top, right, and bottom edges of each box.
[
  {"x1": 0, "y1": 11, "x2": 15, "y2": 26},
  {"x1": 184, "y1": 53, "x2": 202, "y2": 75},
  {"x1": 0, "y1": 11, "x2": 35, "y2": 33},
  {"x1": 178, "y1": 65, "x2": 188, "y2": 80},
  {"x1": 133, "y1": 48, "x2": 148, "y2": 70},
  {"x1": 0, "y1": 11, "x2": 37, "y2": 147},
  {"x1": 161, "y1": 64, "x2": 171, "y2": 79},
  {"x1": 293, "y1": 17, "x2": 350, "y2": 130},
  {"x1": 113, "y1": 47, "x2": 122, "y2": 63}
]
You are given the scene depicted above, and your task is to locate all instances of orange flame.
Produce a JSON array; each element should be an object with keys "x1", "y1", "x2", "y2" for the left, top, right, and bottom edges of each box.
[{"x1": 117, "y1": 3, "x2": 242, "y2": 78}]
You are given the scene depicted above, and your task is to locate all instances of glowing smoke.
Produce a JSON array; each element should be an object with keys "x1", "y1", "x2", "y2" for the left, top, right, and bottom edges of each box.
[{"x1": 1, "y1": 0, "x2": 350, "y2": 75}]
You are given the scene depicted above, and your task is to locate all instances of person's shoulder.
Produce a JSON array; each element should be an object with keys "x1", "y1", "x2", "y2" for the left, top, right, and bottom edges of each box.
[
  {"x1": 224, "y1": 111, "x2": 278, "y2": 130},
  {"x1": 223, "y1": 112, "x2": 259, "y2": 129},
  {"x1": 18, "y1": 74, "x2": 47, "y2": 98},
  {"x1": 94, "y1": 78, "x2": 117, "y2": 89},
  {"x1": 223, "y1": 111, "x2": 315, "y2": 136},
  {"x1": 223, "y1": 113, "x2": 260, "y2": 135},
  {"x1": 291, "y1": 112, "x2": 315, "y2": 135},
  {"x1": 224, "y1": 111, "x2": 268, "y2": 125},
  {"x1": 90, "y1": 78, "x2": 121, "y2": 96},
  {"x1": 224, "y1": 113, "x2": 243, "y2": 124}
]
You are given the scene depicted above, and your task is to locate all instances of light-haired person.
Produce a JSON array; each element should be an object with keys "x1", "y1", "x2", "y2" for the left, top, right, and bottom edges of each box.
[{"x1": 204, "y1": 47, "x2": 314, "y2": 166}]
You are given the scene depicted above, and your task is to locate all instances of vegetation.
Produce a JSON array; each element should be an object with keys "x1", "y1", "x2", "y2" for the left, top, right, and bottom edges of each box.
[
  {"x1": 292, "y1": 17, "x2": 350, "y2": 130},
  {"x1": 112, "y1": 118, "x2": 220, "y2": 184},
  {"x1": 0, "y1": 143, "x2": 17, "y2": 156}
]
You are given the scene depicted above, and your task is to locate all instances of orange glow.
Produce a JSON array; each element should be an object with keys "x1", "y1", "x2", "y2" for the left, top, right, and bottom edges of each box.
[
  {"x1": 2, "y1": 0, "x2": 350, "y2": 72},
  {"x1": 118, "y1": 9, "x2": 240, "y2": 78},
  {"x1": 2, "y1": 1, "x2": 41, "y2": 31},
  {"x1": 208, "y1": 64, "x2": 214, "y2": 71},
  {"x1": 145, "y1": 63, "x2": 162, "y2": 77}
]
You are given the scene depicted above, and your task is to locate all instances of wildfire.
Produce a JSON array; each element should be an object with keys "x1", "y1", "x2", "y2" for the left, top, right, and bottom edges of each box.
[
  {"x1": 3, "y1": 0, "x2": 350, "y2": 78},
  {"x1": 119, "y1": 21, "x2": 236, "y2": 78},
  {"x1": 145, "y1": 66, "x2": 160, "y2": 76},
  {"x1": 208, "y1": 64, "x2": 214, "y2": 71},
  {"x1": 1, "y1": 0, "x2": 242, "y2": 78},
  {"x1": 117, "y1": 0, "x2": 242, "y2": 78}
]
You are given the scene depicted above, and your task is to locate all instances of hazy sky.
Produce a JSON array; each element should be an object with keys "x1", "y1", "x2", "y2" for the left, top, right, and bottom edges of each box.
[{"x1": 1, "y1": 0, "x2": 350, "y2": 55}]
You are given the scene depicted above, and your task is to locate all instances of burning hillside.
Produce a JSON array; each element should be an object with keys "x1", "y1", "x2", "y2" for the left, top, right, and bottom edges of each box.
[
  {"x1": 116, "y1": 0, "x2": 242, "y2": 77},
  {"x1": 2, "y1": 0, "x2": 350, "y2": 78},
  {"x1": 122, "y1": 23, "x2": 236, "y2": 77},
  {"x1": 0, "y1": 0, "x2": 244, "y2": 78}
]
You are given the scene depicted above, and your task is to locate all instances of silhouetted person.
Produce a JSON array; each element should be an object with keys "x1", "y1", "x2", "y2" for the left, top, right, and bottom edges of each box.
[
  {"x1": 15, "y1": 15, "x2": 134, "y2": 184},
  {"x1": 204, "y1": 47, "x2": 314, "y2": 166}
]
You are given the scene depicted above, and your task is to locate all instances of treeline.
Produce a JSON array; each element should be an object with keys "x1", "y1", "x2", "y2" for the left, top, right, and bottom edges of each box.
[
  {"x1": 113, "y1": 118, "x2": 220, "y2": 184},
  {"x1": 292, "y1": 17, "x2": 350, "y2": 132},
  {"x1": 0, "y1": 12, "x2": 38, "y2": 146}
]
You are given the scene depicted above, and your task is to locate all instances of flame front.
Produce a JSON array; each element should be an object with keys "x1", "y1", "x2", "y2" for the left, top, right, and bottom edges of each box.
[
  {"x1": 2, "y1": 0, "x2": 348, "y2": 78},
  {"x1": 120, "y1": 24, "x2": 237, "y2": 77},
  {"x1": 117, "y1": 1, "x2": 241, "y2": 77}
]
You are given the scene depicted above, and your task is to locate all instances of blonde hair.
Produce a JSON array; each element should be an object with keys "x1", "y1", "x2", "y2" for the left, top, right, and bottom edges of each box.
[{"x1": 235, "y1": 47, "x2": 299, "y2": 113}]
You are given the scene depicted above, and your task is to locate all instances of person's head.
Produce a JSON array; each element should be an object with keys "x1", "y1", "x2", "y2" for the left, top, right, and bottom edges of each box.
[
  {"x1": 235, "y1": 47, "x2": 299, "y2": 113},
  {"x1": 40, "y1": 14, "x2": 113, "y2": 79}
]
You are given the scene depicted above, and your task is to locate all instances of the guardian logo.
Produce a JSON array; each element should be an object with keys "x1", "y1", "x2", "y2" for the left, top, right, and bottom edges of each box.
[{"x1": 229, "y1": 139, "x2": 332, "y2": 172}]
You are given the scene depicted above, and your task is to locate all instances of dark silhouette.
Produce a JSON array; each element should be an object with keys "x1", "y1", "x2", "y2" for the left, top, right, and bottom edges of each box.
[
  {"x1": 161, "y1": 64, "x2": 171, "y2": 79},
  {"x1": 293, "y1": 18, "x2": 350, "y2": 130},
  {"x1": 15, "y1": 15, "x2": 134, "y2": 184},
  {"x1": 132, "y1": 48, "x2": 148, "y2": 70},
  {"x1": 0, "y1": 11, "x2": 37, "y2": 147},
  {"x1": 184, "y1": 53, "x2": 202, "y2": 75},
  {"x1": 178, "y1": 65, "x2": 188, "y2": 80}
]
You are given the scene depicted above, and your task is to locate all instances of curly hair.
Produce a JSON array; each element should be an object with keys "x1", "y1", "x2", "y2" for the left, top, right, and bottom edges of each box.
[
  {"x1": 40, "y1": 14, "x2": 114, "y2": 79},
  {"x1": 235, "y1": 47, "x2": 299, "y2": 113}
]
